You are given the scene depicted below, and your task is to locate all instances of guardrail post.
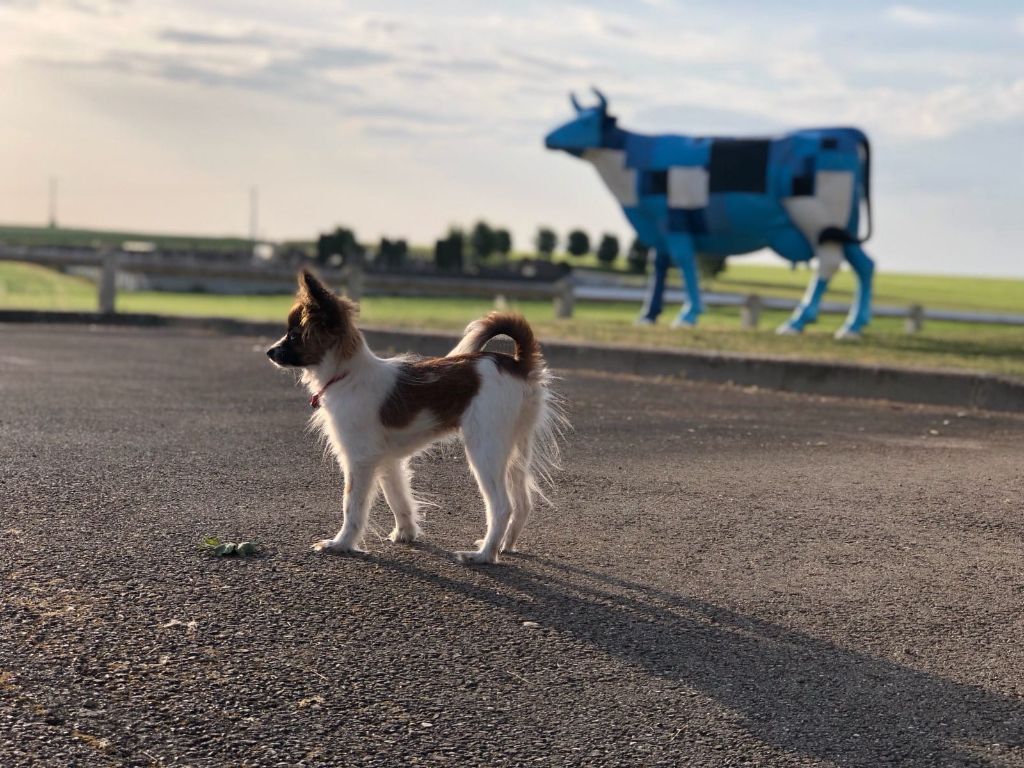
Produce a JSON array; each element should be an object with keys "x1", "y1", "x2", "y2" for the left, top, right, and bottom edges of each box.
[
  {"x1": 554, "y1": 277, "x2": 574, "y2": 319},
  {"x1": 740, "y1": 293, "x2": 761, "y2": 330},
  {"x1": 344, "y1": 263, "x2": 364, "y2": 303},
  {"x1": 98, "y1": 249, "x2": 118, "y2": 314},
  {"x1": 905, "y1": 304, "x2": 924, "y2": 334}
]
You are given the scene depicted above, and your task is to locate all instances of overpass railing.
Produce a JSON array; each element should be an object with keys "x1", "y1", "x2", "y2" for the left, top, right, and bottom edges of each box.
[{"x1": 0, "y1": 245, "x2": 576, "y2": 319}]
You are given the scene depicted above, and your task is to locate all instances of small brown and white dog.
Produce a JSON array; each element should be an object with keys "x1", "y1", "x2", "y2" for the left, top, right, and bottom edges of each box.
[{"x1": 266, "y1": 269, "x2": 561, "y2": 564}]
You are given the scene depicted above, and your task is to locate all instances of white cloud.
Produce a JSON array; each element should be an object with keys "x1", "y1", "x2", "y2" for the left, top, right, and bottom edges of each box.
[{"x1": 884, "y1": 5, "x2": 964, "y2": 29}]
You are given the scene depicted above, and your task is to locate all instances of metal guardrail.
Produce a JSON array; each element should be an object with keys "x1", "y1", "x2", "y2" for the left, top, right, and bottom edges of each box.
[
  {"x1": 2, "y1": 245, "x2": 1022, "y2": 331},
  {"x1": 576, "y1": 284, "x2": 1024, "y2": 330}
]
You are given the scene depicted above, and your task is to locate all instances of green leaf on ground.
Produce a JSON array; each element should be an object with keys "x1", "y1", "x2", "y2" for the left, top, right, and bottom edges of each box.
[{"x1": 201, "y1": 538, "x2": 260, "y2": 557}]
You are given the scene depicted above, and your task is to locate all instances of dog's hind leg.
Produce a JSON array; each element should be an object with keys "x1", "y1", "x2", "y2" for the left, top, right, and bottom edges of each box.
[
  {"x1": 456, "y1": 427, "x2": 515, "y2": 565},
  {"x1": 502, "y1": 387, "x2": 555, "y2": 554},
  {"x1": 502, "y1": 446, "x2": 533, "y2": 554},
  {"x1": 379, "y1": 459, "x2": 421, "y2": 544},
  {"x1": 313, "y1": 462, "x2": 378, "y2": 554}
]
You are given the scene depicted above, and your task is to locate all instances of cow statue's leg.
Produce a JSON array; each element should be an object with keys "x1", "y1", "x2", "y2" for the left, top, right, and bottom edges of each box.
[
  {"x1": 836, "y1": 243, "x2": 875, "y2": 339},
  {"x1": 637, "y1": 247, "x2": 670, "y2": 325},
  {"x1": 780, "y1": 169, "x2": 859, "y2": 335},
  {"x1": 666, "y1": 234, "x2": 703, "y2": 328},
  {"x1": 777, "y1": 242, "x2": 843, "y2": 334}
]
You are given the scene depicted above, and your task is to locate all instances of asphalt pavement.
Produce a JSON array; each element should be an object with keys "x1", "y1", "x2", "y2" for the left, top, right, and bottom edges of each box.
[{"x1": 2, "y1": 323, "x2": 1023, "y2": 767}]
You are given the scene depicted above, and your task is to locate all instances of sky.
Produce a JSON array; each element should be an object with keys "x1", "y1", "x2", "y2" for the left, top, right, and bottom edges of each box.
[{"x1": 0, "y1": 0, "x2": 1021, "y2": 277}]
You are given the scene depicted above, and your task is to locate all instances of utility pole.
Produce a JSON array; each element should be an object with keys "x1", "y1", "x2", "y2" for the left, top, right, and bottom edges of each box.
[
  {"x1": 48, "y1": 177, "x2": 57, "y2": 228},
  {"x1": 249, "y1": 185, "x2": 259, "y2": 243}
]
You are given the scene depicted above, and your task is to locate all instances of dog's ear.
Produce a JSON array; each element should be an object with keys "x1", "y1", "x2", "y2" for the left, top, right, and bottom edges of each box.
[{"x1": 297, "y1": 268, "x2": 341, "y2": 323}]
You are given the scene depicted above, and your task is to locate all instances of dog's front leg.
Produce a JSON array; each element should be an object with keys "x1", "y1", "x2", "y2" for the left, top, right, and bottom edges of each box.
[
  {"x1": 313, "y1": 463, "x2": 378, "y2": 554},
  {"x1": 379, "y1": 459, "x2": 421, "y2": 544}
]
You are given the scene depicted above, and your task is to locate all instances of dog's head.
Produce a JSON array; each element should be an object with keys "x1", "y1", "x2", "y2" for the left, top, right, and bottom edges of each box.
[{"x1": 266, "y1": 268, "x2": 361, "y2": 368}]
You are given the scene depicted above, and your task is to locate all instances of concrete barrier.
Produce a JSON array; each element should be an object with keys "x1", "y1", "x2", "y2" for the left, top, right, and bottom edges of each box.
[{"x1": 2, "y1": 309, "x2": 1021, "y2": 414}]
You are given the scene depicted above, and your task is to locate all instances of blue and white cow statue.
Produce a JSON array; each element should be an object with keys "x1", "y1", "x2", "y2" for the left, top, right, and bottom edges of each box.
[{"x1": 545, "y1": 89, "x2": 876, "y2": 338}]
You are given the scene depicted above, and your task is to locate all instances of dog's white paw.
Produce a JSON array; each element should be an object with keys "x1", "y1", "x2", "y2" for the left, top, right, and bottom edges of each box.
[
  {"x1": 389, "y1": 526, "x2": 421, "y2": 544},
  {"x1": 312, "y1": 539, "x2": 366, "y2": 555},
  {"x1": 455, "y1": 549, "x2": 498, "y2": 565},
  {"x1": 476, "y1": 537, "x2": 520, "y2": 555}
]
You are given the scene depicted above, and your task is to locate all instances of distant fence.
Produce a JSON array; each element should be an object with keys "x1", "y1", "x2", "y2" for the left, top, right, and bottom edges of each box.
[{"x1": 2, "y1": 245, "x2": 1022, "y2": 332}]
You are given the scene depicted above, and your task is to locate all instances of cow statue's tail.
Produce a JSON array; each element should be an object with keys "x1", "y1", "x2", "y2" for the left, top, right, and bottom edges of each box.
[{"x1": 847, "y1": 128, "x2": 872, "y2": 244}]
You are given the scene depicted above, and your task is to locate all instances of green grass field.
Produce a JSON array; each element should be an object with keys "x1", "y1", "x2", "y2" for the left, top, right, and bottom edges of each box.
[{"x1": 1, "y1": 260, "x2": 1022, "y2": 379}]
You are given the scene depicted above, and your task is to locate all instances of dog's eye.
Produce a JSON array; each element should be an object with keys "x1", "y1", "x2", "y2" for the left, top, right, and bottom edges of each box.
[{"x1": 288, "y1": 329, "x2": 300, "y2": 341}]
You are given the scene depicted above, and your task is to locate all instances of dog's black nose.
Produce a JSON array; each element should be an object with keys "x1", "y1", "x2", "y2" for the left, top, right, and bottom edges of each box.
[{"x1": 266, "y1": 348, "x2": 276, "y2": 359}]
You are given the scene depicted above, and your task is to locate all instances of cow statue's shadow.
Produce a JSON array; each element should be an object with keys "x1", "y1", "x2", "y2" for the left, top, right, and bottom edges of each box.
[{"x1": 373, "y1": 546, "x2": 1023, "y2": 766}]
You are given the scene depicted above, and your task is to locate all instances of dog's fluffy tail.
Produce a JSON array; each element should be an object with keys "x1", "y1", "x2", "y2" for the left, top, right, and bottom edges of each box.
[
  {"x1": 450, "y1": 312, "x2": 567, "y2": 510},
  {"x1": 448, "y1": 311, "x2": 543, "y2": 380}
]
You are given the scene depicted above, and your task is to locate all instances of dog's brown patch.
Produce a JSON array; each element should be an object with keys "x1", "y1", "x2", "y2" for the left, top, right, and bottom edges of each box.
[
  {"x1": 380, "y1": 356, "x2": 482, "y2": 431},
  {"x1": 278, "y1": 269, "x2": 362, "y2": 366},
  {"x1": 452, "y1": 312, "x2": 542, "y2": 379},
  {"x1": 482, "y1": 351, "x2": 525, "y2": 377}
]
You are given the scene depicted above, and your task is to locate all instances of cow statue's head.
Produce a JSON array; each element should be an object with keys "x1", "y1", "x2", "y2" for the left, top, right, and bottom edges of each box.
[{"x1": 545, "y1": 88, "x2": 617, "y2": 156}]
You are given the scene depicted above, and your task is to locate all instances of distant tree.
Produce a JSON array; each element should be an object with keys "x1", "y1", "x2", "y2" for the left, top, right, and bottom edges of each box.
[
  {"x1": 534, "y1": 227, "x2": 557, "y2": 259},
  {"x1": 470, "y1": 221, "x2": 496, "y2": 262},
  {"x1": 434, "y1": 227, "x2": 465, "y2": 272},
  {"x1": 494, "y1": 228, "x2": 512, "y2": 258},
  {"x1": 566, "y1": 229, "x2": 591, "y2": 258},
  {"x1": 394, "y1": 238, "x2": 409, "y2": 264},
  {"x1": 317, "y1": 226, "x2": 360, "y2": 267},
  {"x1": 697, "y1": 253, "x2": 727, "y2": 281},
  {"x1": 377, "y1": 237, "x2": 409, "y2": 270},
  {"x1": 626, "y1": 238, "x2": 649, "y2": 274},
  {"x1": 596, "y1": 234, "x2": 620, "y2": 266}
]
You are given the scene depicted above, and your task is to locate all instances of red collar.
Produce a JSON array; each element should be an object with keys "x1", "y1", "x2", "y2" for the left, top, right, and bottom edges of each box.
[{"x1": 310, "y1": 372, "x2": 348, "y2": 410}]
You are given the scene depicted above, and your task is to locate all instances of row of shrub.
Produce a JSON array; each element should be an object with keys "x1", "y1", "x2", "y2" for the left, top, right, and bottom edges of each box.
[
  {"x1": 308, "y1": 221, "x2": 728, "y2": 279},
  {"x1": 313, "y1": 221, "x2": 655, "y2": 273}
]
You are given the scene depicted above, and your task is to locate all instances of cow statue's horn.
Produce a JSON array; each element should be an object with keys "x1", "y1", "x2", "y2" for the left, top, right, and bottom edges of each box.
[
  {"x1": 570, "y1": 92, "x2": 583, "y2": 113},
  {"x1": 592, "y1": 87, "x2": 608, "y2": 112}
]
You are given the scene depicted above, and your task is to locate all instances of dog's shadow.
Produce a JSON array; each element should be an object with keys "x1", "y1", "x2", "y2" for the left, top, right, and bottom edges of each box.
[{"x1": 365, "y1": 546, "x2": 1024, "y2": 766}]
